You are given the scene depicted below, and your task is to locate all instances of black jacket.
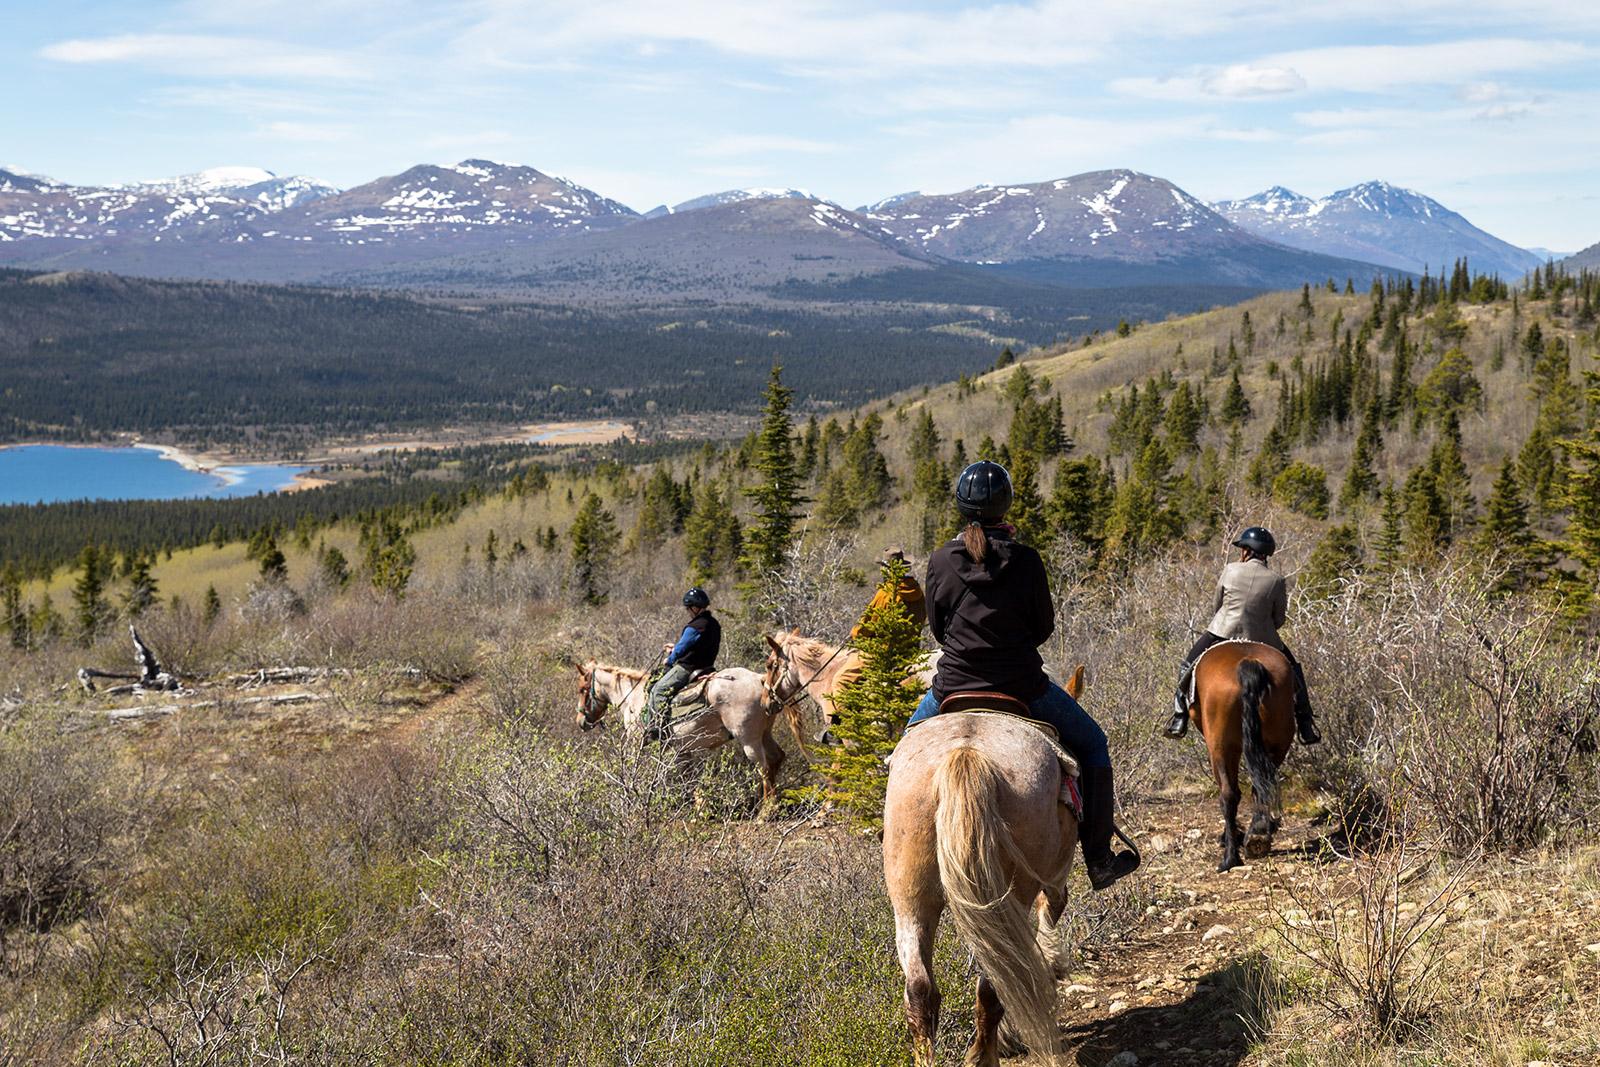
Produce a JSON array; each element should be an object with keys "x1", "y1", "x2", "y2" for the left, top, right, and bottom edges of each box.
[
  {"x1": 674, "y1": 611, "x2": 721, "y2": 672},
  {"x1": 924, "y1": 527, "x2": 1053, "y2": 703}
]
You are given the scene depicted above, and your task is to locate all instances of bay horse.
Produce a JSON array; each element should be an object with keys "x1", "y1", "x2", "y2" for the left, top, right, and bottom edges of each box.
[
  {"x1": 1183, "y1": 640, "x2": 1296, "y2": 871},
  {"x1": 884, "y1": 709, "x2": 1077, "y2": 1066},
  {"x1": 573, "y1": 660, "x2": 788, "y2": 803}
]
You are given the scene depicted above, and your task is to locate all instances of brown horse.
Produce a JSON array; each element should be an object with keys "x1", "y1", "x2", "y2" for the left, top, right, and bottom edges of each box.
[
  {"x1": 1184, "y1": 640, "x2": 1296, "y2": 871},
  {"x1": 573, "y1": 660, "x2": 788, "y2": 803},
  {"x1": 883, "y1": 706, "x2": 1081, "y2": 1066}
]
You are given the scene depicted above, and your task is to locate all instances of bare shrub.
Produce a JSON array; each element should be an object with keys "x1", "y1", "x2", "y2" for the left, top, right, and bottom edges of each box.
[{"x1": 1270, "y1": 837, "x2": 1474, "y2": 1036}]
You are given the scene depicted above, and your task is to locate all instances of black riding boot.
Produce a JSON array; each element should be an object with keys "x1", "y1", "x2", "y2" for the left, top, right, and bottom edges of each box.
[
  {"x1": 1285, "y1": 656, "x2": 1321, "y2": 745},
  {"x1": 1165, "y1": 660, "x2": 1195, "y2": 739},
  {"x1": 1079, "y1": 766, "x2": 1140, "y2": 890}
]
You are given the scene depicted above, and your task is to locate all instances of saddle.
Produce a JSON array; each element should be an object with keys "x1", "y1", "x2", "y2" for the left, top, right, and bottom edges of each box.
[
  {"x1": 674, "y1": 669, "x2": 715, "y2": 706},
  {"x1": 935, "y1": 691, "x2": 1082, "y2": 819}
]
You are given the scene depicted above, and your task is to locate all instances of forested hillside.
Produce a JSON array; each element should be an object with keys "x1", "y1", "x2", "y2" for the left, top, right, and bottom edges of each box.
[{"x1": 0, "y1": 267, "x2": 1252, "y2": 451}]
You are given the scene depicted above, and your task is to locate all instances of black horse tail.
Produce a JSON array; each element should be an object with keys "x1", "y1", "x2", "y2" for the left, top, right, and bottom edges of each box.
[{"x1": 1237, "y1": 659, "x2": 1279, "y2": 813}]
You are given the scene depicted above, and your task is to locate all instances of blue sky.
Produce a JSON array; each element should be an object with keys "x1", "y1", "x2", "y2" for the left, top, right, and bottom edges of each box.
[{"x1": 6, "y1": 0, "x2": 1598, "y2": 249}]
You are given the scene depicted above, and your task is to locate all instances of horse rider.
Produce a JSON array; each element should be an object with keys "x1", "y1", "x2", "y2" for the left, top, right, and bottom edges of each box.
[
  {"x1": 908, "y1": 460, "x2": 1140, "y2": 891},
  {"x1": 646, "y1": 586, "x2": 722, "y2": 736},
  {"x1": 822, "y1": 546, "x2": 928, "y2": 726},
  {"x1": 1165, "y1": 526, "x2": 1322, "y2": 745}
]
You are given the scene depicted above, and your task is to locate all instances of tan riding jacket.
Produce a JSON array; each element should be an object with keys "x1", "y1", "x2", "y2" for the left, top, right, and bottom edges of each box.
[{"x1": 1206, "y1": 558, "x2": 1288, "y2": 648}]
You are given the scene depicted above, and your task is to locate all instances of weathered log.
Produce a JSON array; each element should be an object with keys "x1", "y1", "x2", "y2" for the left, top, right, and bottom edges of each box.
[{"x1": 78, "y1": 626, "x2": 180, "y2": 694}]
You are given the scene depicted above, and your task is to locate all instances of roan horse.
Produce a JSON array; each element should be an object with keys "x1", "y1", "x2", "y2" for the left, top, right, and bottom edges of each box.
[
  {"x1": 573, "y1": 660, "x2": 789, "y2": 803},
  {"x1": 881, "y1": 669, "x2": 1089, "y2": 1067},
  {"x1": 761, "y1": 629, "x2": 936, "y2": 731},
  {"x1": 1182, "y1": 640, "x2": 1296, "y2": 871}
]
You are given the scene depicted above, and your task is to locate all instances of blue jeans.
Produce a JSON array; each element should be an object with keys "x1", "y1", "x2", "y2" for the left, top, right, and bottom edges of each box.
[{"x1": 908, "y1": 681, "x2": 1111, "y2": 768}]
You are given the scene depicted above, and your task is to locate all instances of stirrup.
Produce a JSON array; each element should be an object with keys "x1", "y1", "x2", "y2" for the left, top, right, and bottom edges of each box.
[{"x1": 1086, "y1": 849, "x2": 1140, "y2": 891}]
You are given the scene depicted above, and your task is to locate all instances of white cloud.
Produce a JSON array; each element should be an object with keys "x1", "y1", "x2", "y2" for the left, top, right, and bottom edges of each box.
[
  {"x1": 1202, "y1": 64, "x2": 1305, "y2": 97},
  {"x1": 695, "y1": 135, "x2": 837, "y2": 158},
  {"x1": 256, "y1": 120, "x2": 350, "y2": 142},
  {"x1": 1261, "y1": 38, "x2": 1595, "y2": 92},
  {"x1": 40, "y1": 34, "x2": 370, "y2": 80}
]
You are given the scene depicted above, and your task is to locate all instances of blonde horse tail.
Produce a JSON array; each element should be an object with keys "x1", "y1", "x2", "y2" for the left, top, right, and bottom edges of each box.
[{"x1": 933, "y1": 747, "x2": 1060, "y2": 1062}]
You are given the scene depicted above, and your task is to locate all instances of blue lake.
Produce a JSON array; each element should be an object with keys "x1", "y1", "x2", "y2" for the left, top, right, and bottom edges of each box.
[{"x1": 0, "y1": 445, "x2": 311, "y2": 506}]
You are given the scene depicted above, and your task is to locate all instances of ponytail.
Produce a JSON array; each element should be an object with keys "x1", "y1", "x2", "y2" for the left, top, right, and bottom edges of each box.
[{"x1": 961, "y1": 521, "x2": 989, "y2": 565}]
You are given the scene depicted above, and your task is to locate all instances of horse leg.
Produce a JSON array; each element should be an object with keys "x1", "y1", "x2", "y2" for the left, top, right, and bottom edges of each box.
[
  {"x1": 964, "y1": 976, "x2": 1005, "y2": 1067},
  {"x1": 894, "y1": 902, "x2": 942, "y2": 1067},
  {"x1": 1212, "y1": 747, "x2": 1244, "y2": 872}
]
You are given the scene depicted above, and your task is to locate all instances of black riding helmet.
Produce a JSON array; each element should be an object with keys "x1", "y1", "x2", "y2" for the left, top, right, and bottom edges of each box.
[
  {"x1": 682, "y1": 587, "x2": 710, "y2": 608},
  {"x1": 1232, "y1": 527, "x2": 1277, "y2": 558},
  {"x1": 955, "y1": 460, "x2": 1013, "y2": 523}
]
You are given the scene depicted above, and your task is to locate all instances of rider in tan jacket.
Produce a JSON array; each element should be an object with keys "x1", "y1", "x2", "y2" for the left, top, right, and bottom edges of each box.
[{"x1": 1165, "y1": 527, "x2": 1321, "y2": 744}]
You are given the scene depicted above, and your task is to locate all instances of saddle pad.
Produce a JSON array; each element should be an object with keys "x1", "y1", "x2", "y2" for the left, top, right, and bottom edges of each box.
[
  {"x1": 1186, "y1": 639, "x2": 1257, "y2": 707},
  {"x1": 672, "y1": 676, "x2": 713, "y2": 706}
]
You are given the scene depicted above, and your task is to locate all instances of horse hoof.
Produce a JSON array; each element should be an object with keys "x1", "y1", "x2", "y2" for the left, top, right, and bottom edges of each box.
[
  {"x1": 1245, "y1": 834, "x2": 1272, "y2": 859},
  {"x1": 1217, "y1": 855, "x2": 1242, "y2": 872}
]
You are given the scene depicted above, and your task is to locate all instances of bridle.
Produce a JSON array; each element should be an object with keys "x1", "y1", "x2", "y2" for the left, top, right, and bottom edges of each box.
[
  {"x1": 764, "y1": 638, "x2": 849, "y2": 713},
  {"x1": 576, "y1": 661, "x2": 655, "y2": 731}
]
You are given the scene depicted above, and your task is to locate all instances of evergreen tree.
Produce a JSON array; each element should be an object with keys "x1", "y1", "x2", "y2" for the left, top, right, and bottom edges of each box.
[
  {"x1": 1301, "y1": 523, "x2": 1363, "y2": 599},
  {"x1": 798, "y1": 414, "x2": 820, "y2": 480},
  {"x1": 1048, "y1": 457, "x2": 1111, "y2": 553},
  {"x1": 1557, "y1": 372, "x2": 1600, "y2": 612},
  {"x1": 1298, "y1": 282, "x2": 1314, "y2": 315},
  {"x1": 1427, "y1": 412, "x2": 1476, "y2": 537},
  {"x1": 363, "y1": 516, "x2": 416, "y2": 598},
  {"x1": 1247, "y1": 425, "x2": 1291, "y2": 492},
  {"x1": 257, "y1": 534, "x2": 288, "y2": 584},
  {"x1": 1416, "y1": 347, "x2": 1483, "y2": 425},
  {"x1": 201, "y1": 585, "x2": 222, "y2": 626},
  {"x1": 72, "y1": 544, "x2": 109, "y2": 647},
  {"x1": 815, "y1": 558, "x2": 924, "y2": 829},
  {"x1": 1339, "y1": 397, "x2": 1385, "y2": 509},
  {"x1": 318, "y1": 546, "x2": 350, "y2": 588},
  {"x1": 1518, "y1": 422, "x2": 1562, "y2": 515},
  {"x1": 1105, "y1": 438, "x2": 1182, "y2": 558},
  {"x1": 741, "y1": 365, "x2": 806, "y2": 578},
  {"x1": 569, "y1": 492, "x2": 620, "y2": 606},
  {"x1": 1272, "y1": 462, "x2": 1331, "y2": 519},
  {"x1": 123, "y1": 554, "x2": 159, "y2": 617},
  {"x1": 1, "y1": 562, "x2": 28, "y2": 650},
  {"x1": 1401, "y1": 466, "x2": 1448, "y2": 560},
  {"x1": 1220, "y1": 368, "x2": 1251, "y2": 423},
  {"x1": 1008, "y1": 450, "x2": 1047, "y2": 545},
  {"x1": 1165, "y1": 380, "x2": 1202, "y2": 454},
  {"x1": 1476, "y1": 458, "x2": 1539, "y2": 593},
  {"x1": 684, "y1": 481, "x2": 744, "y2": 583}
]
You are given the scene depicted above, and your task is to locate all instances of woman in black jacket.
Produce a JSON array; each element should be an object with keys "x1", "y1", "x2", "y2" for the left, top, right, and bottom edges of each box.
[{"x1": 907, "y1": 460, "x2": 1139, "y2": 890}]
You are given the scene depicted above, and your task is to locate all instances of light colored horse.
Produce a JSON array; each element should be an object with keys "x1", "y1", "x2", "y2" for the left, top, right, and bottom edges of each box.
[
  {"x1": 573, "y1": 660, "x2": 788, "y2": 802},
  {"x1": 882, "y1": 685, "x2": 1085, "y2": 1067},
  {"x1": 761, "y1": 629, "x2": 937, "y2": 730}
]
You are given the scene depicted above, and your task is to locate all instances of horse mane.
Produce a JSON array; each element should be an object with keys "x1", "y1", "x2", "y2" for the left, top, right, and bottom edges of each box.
[
  {"x1": 779, "y1": 633, "x2": 837, "y2": 668},
  {"x1": 593, "y1": 661, "x2": 648, "y2": 682}
]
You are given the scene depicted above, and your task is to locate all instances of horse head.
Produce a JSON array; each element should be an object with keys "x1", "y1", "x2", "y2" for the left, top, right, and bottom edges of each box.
[
  {"x1": 762, "y1": 632, "x2": 800, "y2": 705},
  {"x1": 575, "y1": 659, "x2": 606, "y2": 731}
]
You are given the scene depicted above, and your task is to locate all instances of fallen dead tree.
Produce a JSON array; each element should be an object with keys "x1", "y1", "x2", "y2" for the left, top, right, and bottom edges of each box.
[
  {"x1": 103, "y1": 691, "x2": 331, "y2": 722},
  {"x1": 78, "y1": 627, "x2": 182, "y2": 695}
]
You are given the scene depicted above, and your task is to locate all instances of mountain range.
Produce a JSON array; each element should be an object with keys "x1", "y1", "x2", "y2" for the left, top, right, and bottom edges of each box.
[
  {"x1": 1, "y1": 160, "x2": 1578, "y2": 296},
  {"x1": 1213, "y1": 181, "x2": 1542, "y2": 279}
]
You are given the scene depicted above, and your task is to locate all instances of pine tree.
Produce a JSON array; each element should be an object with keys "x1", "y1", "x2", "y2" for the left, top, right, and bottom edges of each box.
[
  {"x1": 1299, "y1": 282, "x2": 1314, "y2": 316},
  {"x1": 1048, "y1": 457, "x2": 1111, "y2": 553},
  {"x1": 1008, "y1": 450, "x2": 1047, "y2": 545},
  {"x1": 1272, "y1": 462, "x2": 1331, "y2": 519},
  {"x1": 1247, "y1": 425, "x2": 1291, "y2": 492},
  {"x1": 741, "y1": 365, "x2": 806, "y2": 579},
  {"x1": 1165, "y1": 380, "x2": 1201, "y2": 454},
  {"x1": 815, "y1": 558, "x2": 924, "y2": 829},
  {"x1": 1416, "y1": 347, "x2": 1483, "y2": 425},
  {"x1": 201, "y1": 585, "x2": 222, "y2": 626},
  {"x1": 72, "y1": 544, "x2": 108, "y2": 647},
  {"x1": 1, "y1": 562, "x2": 28, "y2": 650},
  {"x1": 123, "y1": 554, "x2": 159, "y2": 617},
  {"x1": 363, "y1": 516, "x2": 416, "y2": 598},
  {"x1": 1220, "y1": 368, "x2": 1251, "y2": 423},
  {"x1": 1556, "y1": 372, "x2": 1600, "y2": 612},
  {"x1": 843, "y1": 412, "x2": 893, "y2": 513},
  {"x1": 1401, "y1": 466, "x2": 1448, "y2": 560},
  {"x1": 684, "y1": 481, "x2": 744, "y2": 583},
  {"x1": 257, "y1": 534, "x2": 288, "y2": 584},
  {"x1": 318, "y1": 546, "x2": 350, "y2": 588},
  {"x1": 1476, "y1": 458, "x2": 1539, "y2": 593},
  {"x1": 1105, "y1": 438, "x2": 1181, "y2": 558},
  {"x1": 1301, "y1": 523, "x2": 1363, "y2": 599},
  {"x1": 569, "y1": 492, "x2": 620, "y2": 605},
  {"x1": 1428, "y1": 412, "x2": 1476, "y2": 537}
]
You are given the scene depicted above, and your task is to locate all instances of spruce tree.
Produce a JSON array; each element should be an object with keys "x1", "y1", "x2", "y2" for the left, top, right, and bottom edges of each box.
[
  {"x1": 1476, "y1": 458, "x2": 1539, "y2": 593},
  {"x1": 1556, "y1": 372, "x2": 1600, "y2": 612},
  {"x1": 1165, "y1": 381, "x2": 1201, "y2": 454},
  {"x1": 569, "y1": 492, "x2": 620, "y2": 605},
  {"x1": 1247, "y1": 425, "x2": 1291, "y2": 492},
  {"x1": 741, "y1": 365, "x2": 806, "y2": 578},
  {"x1": 201, "y1": 585, "x2": 222, "y2": 626},
  {"x1": 1008, "y1": 450, "x2": 1047, "y2": 545},
  {"x1": 1427, "y1": 412, "x2": 1476, "y2": 537},
  {"x1": 1048, "y1": 457, "x2": 1111, "y2": 553},
  {"x1": 1272, "y1": 462, "x2": 1331, "y2": 519},
  {"x1": 684, "y1": 481, "x2": 744, "y2": 582},
  {"x1": 257, "y1": 535, "x2": 288, "y2": 584},
  {"x1": 72, "y1": 545, "x2": 109, "y2": 647},
  {"x1": 815, "y1": 558, "x2": 924, "y2": 829},
  {"x1": 318, "y1": 546, "x2": 351, "y2": 588},
  {"x1": 363, "y1": 516, "x2": 416, "y2": 598},
  {"x1": 124, "y1": 555, "x2": 159, "y2": 617},
  {"x1": 1301, "y1": 523, "x2": 1363, "y2": 599},
  {"x1": 1401, "y1": 466, "x2": 1448, "y2": 560},
  {"x1": 1, "y1": 562, "x2": 28, "y2": 650},
  {"x1": 1220, "y1": 368, "x2": 1251, "y2": 423}
]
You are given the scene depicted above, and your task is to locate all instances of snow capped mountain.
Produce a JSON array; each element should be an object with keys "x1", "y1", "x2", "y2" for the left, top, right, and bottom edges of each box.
[
  {"x1": 643, "y1": 187, "x2": 814, "y2": 218},
  {"x1": 860, "y1": 191, "x2": 923, "y2": 213},
  {"x1": 867, "y1": 170, "x2": 1235, "y2": 261},
  {"x1": 1215, "y1": 181, "x2": 1541, "y2": 278}
]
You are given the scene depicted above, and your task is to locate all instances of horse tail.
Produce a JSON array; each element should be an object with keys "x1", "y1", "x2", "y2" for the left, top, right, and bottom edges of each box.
[
  {"x1": 933, "y1": 747, "x2": 1060, "y2": 1062},
  {"x1": 1237, "y1": 659, "x2": 1279, "y2": 814}
]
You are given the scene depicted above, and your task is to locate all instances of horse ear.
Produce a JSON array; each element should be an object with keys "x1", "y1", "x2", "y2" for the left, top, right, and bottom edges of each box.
[
  {"x1": 764, "y1": 633, "x2": 781, "y2": 651},
  {"x1": 1067, "y1": 664, "x2": 1086, "y2": 700},
  {"x1": 789, "y1": 626, "x2": 800, "y2": 636}
]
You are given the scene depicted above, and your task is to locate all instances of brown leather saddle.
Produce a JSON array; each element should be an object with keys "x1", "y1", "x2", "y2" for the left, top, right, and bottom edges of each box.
[{"x1": 938, "y1": 690, "x2": 1059, "y2": 744}]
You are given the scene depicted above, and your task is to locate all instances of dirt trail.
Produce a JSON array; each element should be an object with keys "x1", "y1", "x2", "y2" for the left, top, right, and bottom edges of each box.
[{"x1": 1052, "y1": 789, "x2": 1315, "y2": 1067}]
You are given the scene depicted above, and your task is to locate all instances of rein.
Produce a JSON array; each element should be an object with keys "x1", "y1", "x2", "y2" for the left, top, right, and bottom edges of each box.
[{"x1": 581, "y1": 655, "x2": 661, "y2": 726}]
